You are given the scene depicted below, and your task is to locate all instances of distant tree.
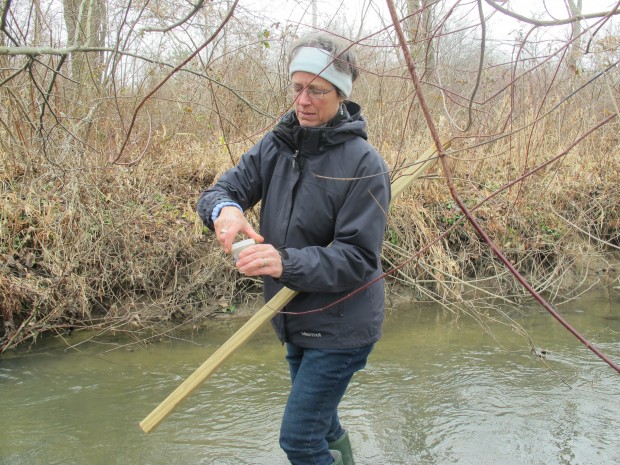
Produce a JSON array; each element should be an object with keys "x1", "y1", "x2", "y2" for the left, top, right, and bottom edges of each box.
[
  {"x1": 63, "y1": 0, "x2": 107, "y2": 83},
  {"x1": 567, "y1": 0, "x2": 583, "y2": 74},
  {"x1": 406, "y1": 0, "x2": 436, "y2": 77}
]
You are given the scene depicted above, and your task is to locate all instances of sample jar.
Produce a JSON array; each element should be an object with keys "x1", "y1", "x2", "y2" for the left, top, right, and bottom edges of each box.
[{"x1": 231, "y1": 239, "x2": 256, "y2": 262}]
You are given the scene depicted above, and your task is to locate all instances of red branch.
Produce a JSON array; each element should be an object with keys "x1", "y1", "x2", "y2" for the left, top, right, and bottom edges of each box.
[{"x1": 385, "y1": 0, "x2": 620, "y2": 374}]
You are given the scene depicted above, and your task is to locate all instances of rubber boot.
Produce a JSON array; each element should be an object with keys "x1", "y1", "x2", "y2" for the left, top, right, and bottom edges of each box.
[
  {"x1": 328, "y1": 431, "x2": 355, "y2": 465},
  {"x1": 330, "y1": 449, "x2": 343, "y2": 465}
]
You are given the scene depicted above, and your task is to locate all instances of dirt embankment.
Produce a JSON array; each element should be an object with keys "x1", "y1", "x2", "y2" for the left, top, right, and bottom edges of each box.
[{"x1": 2, "y1": 138, "x2": 619, "y2": 353}]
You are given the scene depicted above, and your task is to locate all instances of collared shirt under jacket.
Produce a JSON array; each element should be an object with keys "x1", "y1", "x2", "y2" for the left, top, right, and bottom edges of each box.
[{"x1": 197, "y1": 101, "x2": 391, "y2": 349}]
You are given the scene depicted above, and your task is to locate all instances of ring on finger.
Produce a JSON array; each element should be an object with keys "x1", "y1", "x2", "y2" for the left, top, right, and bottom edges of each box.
[
  {"x1": 220, "y1": 229, "x2": 227, "y2": 235},
  {"x1": 263, "y1": 258, "x2": 268, "y2": 267}
]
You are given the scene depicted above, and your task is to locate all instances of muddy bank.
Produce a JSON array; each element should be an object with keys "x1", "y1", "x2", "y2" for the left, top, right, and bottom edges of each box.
[{"x1": 2, "y1": 138, "x2": 619, "y2": 353}]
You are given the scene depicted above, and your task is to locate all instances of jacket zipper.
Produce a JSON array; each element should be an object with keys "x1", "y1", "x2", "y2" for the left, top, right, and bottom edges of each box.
[
  {"x1": 292, "y1": 150, "x2": 299, "y2": 169},
  {"x1": 282, "y1": 149, "x2": 299, "y2": 344}
]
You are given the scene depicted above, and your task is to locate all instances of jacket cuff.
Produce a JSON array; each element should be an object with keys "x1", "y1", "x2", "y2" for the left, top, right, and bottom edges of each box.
[
  {"x1": 276, "y1": 247, "x2": 291, "y2": 283},
  {"x1": 211, "y1": 201, "x2": 243, "y2": 222}
]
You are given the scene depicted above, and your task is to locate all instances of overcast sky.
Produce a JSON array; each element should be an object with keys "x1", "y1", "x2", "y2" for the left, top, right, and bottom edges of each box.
[{"x1": 241, "y1": 0, "x2": 619, "y2": 43}]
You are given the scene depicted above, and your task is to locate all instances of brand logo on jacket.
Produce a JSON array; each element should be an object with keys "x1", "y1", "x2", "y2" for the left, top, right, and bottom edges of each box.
[{"x1": 300, "y1": 331, "x2": 322, "y2": 338}]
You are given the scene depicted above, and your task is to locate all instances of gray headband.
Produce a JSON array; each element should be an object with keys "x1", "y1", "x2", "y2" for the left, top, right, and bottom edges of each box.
[{"x1": 289, "y1": 47, "x2": 353, "y2": 98}]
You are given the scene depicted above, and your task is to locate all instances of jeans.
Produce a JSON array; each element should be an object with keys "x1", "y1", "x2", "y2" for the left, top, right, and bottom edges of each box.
[{"x1": 279, "y1": 343, "x2": 374, "y2": 465}]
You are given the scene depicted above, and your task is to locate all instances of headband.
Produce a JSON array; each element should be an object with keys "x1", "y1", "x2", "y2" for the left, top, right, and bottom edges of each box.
[{"x1": 289, "y1": 46, "x2": 353, "y2": 98}]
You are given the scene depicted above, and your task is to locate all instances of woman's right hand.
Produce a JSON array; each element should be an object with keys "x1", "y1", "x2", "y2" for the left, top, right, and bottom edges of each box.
[{"x1": 214, "y1": 206, "x2": 264, "y2": 253}]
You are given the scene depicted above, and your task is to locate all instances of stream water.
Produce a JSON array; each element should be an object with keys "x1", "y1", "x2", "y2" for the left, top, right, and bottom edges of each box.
[{"x1": 1, "y1": 289, "x2": 619, "y2": 465}]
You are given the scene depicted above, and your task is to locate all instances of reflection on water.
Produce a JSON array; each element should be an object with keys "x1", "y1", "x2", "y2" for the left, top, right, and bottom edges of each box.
[{"x1": 1, "y1": 290, "x2": 619, "y2": 465}]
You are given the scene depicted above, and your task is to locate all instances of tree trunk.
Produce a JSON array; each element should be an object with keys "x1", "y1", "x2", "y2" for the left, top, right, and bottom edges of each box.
[
  {"x1": 567, "y1": 0, "x2": 583, "y2": 74},
  {"x1": 63, "y1": 0, "x2": 106, "y2": 83},
  {"x1": 406, "y1": 0, "x2": 435, "y2": 78}
]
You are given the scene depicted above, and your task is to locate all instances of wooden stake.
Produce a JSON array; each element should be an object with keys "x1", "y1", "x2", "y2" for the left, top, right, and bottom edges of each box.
[
  {"x1": 140, "y1": 289, "x2": 296, "y2": 433},
  {"x1": 139, "y1": 140, "x2": 450, "y2": 433}
]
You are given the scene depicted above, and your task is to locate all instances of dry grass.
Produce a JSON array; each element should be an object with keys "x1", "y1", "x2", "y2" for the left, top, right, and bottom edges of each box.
[
  {"x1": 385, "y1": 130, "x2": 620, "y2": 302},
  {"x1": 1, "y1": 26, "x2": 620, "y2": 352},
  {"x1": 0, "y1": 140, "x2": 260, "y2": 351},
  {"x1": 2, "y1": 120, "x2": 619, "y2": 352}
]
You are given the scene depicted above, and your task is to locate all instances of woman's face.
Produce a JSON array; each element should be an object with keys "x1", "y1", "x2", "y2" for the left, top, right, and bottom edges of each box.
[{"x1": 291, "y1": 71, "x2": 345, "y2": 127}]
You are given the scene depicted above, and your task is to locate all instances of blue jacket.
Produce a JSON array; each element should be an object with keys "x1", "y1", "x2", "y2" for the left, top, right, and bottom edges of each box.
[{"x1": 197, "y1": 101, "x2": 391, "y2": 349}]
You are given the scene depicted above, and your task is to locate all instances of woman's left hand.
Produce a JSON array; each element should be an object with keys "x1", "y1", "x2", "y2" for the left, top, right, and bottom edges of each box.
[{"x1": 235, "y1": 243, "x2": 283, "y2": 279}]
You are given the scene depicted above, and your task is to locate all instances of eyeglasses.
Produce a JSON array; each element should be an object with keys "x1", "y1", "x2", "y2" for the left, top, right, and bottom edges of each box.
[{"x1": 288, "y1": 84, "x2": 336, "y2": 100}]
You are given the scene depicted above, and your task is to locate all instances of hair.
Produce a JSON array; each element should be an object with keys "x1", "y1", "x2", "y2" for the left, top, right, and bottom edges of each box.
[{"x1": 287, "y1": 32, "x2": 359, "y2": 97}]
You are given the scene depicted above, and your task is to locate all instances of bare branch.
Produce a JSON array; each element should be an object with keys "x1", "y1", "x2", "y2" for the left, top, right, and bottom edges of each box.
[
  {"x1": 0, "y1": 60, "x2": 27, "y2": 86},
  {"x1": 0, "y1": 0, "x2": 19, "y2": 46},
  {"x1": 484, "y1": 0, "x2": 620, "y2": 26},
  {"x1": 460, "y1": 0, "x2": 486, "y2": 132},
  {"x1": 0, "y1": 45, "x2": 110, "y2": 56},
  {"x1": 141, "y1": 0, "x2": 207, "y2": 33},
  {"x1": 111, "y1": 0, "x2": 241, "y2": 164}
]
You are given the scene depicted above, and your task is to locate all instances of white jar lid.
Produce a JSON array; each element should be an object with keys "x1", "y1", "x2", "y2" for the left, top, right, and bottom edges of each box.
[{"x1": 231, "y1": 239, "x2": 256, "y2": 256}]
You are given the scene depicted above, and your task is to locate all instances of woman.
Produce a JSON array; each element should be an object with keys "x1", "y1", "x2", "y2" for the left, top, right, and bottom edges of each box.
[{"x1": 197, "y1": 31, "x2": 390, "y2": 465}]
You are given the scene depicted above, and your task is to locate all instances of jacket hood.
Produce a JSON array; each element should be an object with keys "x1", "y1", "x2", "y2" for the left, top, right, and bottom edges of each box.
[{"x1": 273, "y1": 100, "x2": 368, "y2": 155}]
